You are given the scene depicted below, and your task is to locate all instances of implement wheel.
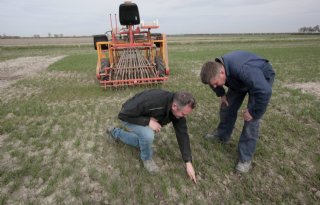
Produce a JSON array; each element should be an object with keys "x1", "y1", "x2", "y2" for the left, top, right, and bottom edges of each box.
[
  {"x1": 155, "y1": 56, "x2": 165, "y2": 77},
  {"x1": 100, "y1": 58, "x2": 110, "y2": 81},
  {"x1": 93, "y1": 35, "x2": 108, "y2": 50}
]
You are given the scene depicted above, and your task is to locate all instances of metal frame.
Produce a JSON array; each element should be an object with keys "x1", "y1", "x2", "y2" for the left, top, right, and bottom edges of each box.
[{"x1": 95, "y1": 4, "x2": 169, "y2": 89}]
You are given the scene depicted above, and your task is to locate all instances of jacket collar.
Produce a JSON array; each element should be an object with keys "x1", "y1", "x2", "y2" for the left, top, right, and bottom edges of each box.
[{"x1": 215, "y1": 57, "x2": 230, "y2": 76}]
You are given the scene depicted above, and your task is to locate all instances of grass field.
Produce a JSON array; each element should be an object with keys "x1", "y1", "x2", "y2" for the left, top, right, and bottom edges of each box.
[{"x1": 0, "y1": 34, "x2": 320, "y2": 204}]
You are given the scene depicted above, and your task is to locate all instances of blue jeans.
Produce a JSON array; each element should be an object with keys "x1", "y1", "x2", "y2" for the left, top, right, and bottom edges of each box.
[
  {"x1": 216, "y1": 89, "x2": 261, "y2": 162},
  {"x1": 111, "y1": 121, "x2": 155, "y2": 161}
]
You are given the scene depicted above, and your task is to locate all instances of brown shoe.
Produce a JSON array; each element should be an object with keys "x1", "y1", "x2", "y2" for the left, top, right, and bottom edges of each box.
[
  {"x1": 105, "y1": 126, "x2": 117, "y2": 143},
  {"x1": 143, "y1": 159, "x2": 160, "y2": 174}
]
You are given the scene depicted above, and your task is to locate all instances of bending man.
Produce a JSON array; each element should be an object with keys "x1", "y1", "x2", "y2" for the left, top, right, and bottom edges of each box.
[
  {"x1": 107, "y1": 89, "x2": 197, "y2": 183},
  {"x1": 200, "y1": 50, "x2": 275, "y2": 173}
]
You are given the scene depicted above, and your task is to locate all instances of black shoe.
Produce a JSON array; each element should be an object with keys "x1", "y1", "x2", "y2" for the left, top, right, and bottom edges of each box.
[{"x1": 204, "y1": 130, "x2": 230, "y2": 144}]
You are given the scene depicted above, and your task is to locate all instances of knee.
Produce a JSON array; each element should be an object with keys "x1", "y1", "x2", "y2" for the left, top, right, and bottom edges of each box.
[
  {"x1": 244, "y1": 120, "x2": 260, "y2": 138},
  {"x1": 141, "y1": 129, "x2": 155, "y2": 144}
]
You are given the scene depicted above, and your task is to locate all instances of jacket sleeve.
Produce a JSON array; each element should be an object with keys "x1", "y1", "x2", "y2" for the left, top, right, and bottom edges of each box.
[
  {"x1": 239, "y1": 66, "x2": 272, "y2": 119},
  {"x1": 118, "y1": 101, "x2": 150, "y2": 126},
  {"x1": 172, "y1": 118, "x2": 192, "y2": 163},
  {"x1": 209, "y1": 85, "x2": 226, "y2": 97}
]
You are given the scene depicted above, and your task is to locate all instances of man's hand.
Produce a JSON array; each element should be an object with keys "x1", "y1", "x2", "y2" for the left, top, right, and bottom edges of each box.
[
  {"x1": 149, "y1": 117, "x2": 162, "y2": 132},
  {"x1": 185, "y1": 162, "x2": 197, "y2": 184},
  {"x1": 243, "y1": 109, "x2": 253, "y2": 121},
  {"x1": 220, "y1": 95, "x2": 229, "y2": 106}
]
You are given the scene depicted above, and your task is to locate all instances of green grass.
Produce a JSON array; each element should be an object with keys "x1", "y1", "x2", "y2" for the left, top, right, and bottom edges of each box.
[{"x1": 0, "y1": 34, "x2": 320, "y2": 204}]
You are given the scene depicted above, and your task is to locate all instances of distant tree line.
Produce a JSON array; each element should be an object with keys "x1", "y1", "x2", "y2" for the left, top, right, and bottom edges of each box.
[
  {"x1": 0, "y1": 33, "x2": 65, "y2": 39},
  {"x1": 2, "y1": 26, "x2": 320, "y2": 39},
  {"x1": 32, "y1": 33, "x2": 65, "y2": 38},
  {"x1": 47, "y1": 33, "x2": 64, "y2": 38},
  {"x1": 298, "y1": 25, "x2": 320, "y2": 33},
  {"x1": 0, "y1": 34, "x2": 21, "y2": 39}
]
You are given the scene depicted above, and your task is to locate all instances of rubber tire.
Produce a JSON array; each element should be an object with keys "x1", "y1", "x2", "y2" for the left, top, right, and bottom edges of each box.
[
  {"x1": 101, "y1": 58, "x2": 110, "y2": 81},
  {"x1": 151, "y1": 33, "x2": 162, "y2": 47},
  {"x1": 155, "y1": 56, "x2": 166, "y2": 77},
  {"x1": 93, "y1": 35, "x2": 108, "y2": 50}
]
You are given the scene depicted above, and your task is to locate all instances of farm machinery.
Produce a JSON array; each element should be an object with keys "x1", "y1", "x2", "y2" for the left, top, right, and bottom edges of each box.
[{"x1": 93, "y1": 1, "x2": 169, "y2": 89}]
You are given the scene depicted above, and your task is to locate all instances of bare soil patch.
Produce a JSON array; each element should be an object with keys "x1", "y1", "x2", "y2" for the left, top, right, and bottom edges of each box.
[
  {"x1": 0, "y1": 56, "x2": 66, "y2": 90},
  {"x1": 287, "y1": 82, "x2": 320, "y2": 98}
]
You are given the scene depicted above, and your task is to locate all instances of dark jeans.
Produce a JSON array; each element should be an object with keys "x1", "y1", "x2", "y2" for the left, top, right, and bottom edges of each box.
[
  {"x1": 216, "y1": 63, "x2": 274, "y2": 162},
  {"x1": 216, "y1": 89, "x2": 261, "y2": 162}
]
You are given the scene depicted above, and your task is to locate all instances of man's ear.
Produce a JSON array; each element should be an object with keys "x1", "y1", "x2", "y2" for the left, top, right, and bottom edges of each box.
[{"x1": 172, "y1": 102, "x2": 178, "y2": 111}]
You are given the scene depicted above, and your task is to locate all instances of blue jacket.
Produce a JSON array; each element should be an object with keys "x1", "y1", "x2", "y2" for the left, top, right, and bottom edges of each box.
[{"x1": 211, "y1": 51, "x2": 275, "y2": 119}]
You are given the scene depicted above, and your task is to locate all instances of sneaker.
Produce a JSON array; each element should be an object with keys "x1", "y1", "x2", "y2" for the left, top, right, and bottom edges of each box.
[
  {"x1": 105, "y1": 126, "x2": 116, "y2": 143},
  {"x1": 143, "y1": 159, "x2": 160, "y2": 174},
  {"x1": 235, "y1": 160, "x2": 252, "y2": 173}
]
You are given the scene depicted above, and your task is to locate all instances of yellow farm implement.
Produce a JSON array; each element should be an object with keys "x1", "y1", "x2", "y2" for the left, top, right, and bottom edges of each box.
[{"x1": 93, "y1": 1, "x2": 169, "y2": 89}]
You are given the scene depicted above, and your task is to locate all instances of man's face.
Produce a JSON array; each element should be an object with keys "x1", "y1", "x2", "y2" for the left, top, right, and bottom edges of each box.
[
  {"x1": 171, "y1": 103, "x2": 193, "y2": 119},
  {"x1": 209, "y1": 69, "x2": 226, "y2": 88}
]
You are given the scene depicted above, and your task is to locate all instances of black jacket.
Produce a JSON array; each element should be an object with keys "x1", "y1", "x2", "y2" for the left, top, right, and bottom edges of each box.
[{"x1": 118, "y1": 89, "x2": 192, "y2": 162}]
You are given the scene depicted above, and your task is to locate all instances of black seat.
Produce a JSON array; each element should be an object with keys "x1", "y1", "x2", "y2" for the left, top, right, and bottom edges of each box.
[{"x1": 119, "y1": 2, "x2": 140, "y2": 26}]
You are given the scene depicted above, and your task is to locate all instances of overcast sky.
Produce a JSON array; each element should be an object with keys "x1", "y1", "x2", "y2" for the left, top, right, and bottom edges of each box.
[{"x1": 1, "y1": 0, "x2": 319, "y2": 37}]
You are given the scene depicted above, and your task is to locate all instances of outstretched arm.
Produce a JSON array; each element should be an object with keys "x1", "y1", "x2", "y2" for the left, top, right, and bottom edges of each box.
[{"x1": 185, "y1": 162, "x2": 197, "y2": 184}]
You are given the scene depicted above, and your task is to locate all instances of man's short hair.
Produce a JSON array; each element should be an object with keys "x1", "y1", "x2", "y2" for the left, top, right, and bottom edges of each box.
[
  {"x1": 173, "y1": 91, "x2": 196, "y2": 109},
  {"x1": 200, "y1": 61, "x2": 223, "y2": 84}
]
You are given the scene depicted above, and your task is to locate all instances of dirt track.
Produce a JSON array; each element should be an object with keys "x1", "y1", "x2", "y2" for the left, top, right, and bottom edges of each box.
[
  {"x1": 286, "y1": 82, "x2": 320, "y2": 98},
  {"x1": 0, "y1": 56, "x2": 65, "y2": 90}
]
